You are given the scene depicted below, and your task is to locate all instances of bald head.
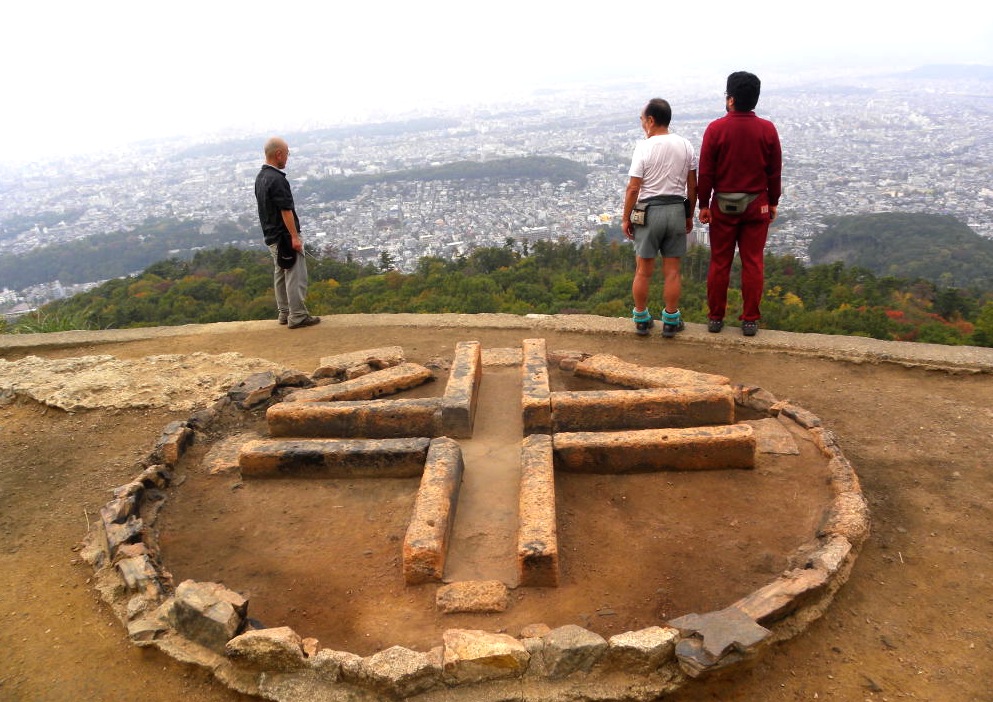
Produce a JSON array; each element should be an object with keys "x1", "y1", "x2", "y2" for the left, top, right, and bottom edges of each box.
[{"x1": 264, "y1": 137, "x2": 289, "y2": 168}]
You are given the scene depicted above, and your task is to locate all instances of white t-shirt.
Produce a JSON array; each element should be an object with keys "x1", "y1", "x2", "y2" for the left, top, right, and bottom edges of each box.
[{"x1": 628, "y1": 133, "x2": 698, "y2": 199}]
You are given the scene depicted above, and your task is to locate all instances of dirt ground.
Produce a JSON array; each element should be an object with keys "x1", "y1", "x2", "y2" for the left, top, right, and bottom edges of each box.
[{"x1": 1, "y1": 315, "x2": 992, "y2": 701}]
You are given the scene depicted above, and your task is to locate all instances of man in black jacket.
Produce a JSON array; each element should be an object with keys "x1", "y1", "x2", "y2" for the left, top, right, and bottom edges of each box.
[{"x1": 254, "y1": 136, "x2": 320, "y2": 329}]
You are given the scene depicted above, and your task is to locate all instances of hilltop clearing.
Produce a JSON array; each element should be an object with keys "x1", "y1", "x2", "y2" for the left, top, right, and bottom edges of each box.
[{"x1": 1, "y1": 316, "x2": 992, "y2": 701}]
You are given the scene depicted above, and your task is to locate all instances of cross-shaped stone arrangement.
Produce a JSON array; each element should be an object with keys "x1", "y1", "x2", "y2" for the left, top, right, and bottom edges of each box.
[{"x1": 80, "y1": 340, "x2": 869, "y2": 701}]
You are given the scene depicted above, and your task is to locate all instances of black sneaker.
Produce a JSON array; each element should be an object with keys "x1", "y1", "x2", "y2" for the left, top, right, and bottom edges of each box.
[
  {"x1": 288, "y1": 315, "x2": 321, "y2": 329},
  {"x1": 662, "y1": 320, "x2": 685, "y2": 338},
  {"x1": 707, "y1": 319, "x2": 724, "y2": 333},
  {"x1": 741, "y1": 320, "x2": 758, "y2": 336},
  {"x1": 633, "y1": 309, "x2": 653, "y2": 336},
  {"x1": 661, "y1": 310, "x2": 684, "y2": 338}
]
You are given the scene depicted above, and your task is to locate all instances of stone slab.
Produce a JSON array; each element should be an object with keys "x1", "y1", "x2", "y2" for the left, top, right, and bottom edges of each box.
[
  {"x1": 517, "y1": 434, "x2": 558, "y2": 587},
  {"x1": 553, "y1": 424, "x2": 756, "y2": 473},
  {"x1": 521, "y1": 338, "x2": 551, "y2": 435},
  {"x1": 313, "y1": 346, "x2": 405, "y2": 380},
  {"x1": 403, "y1": 438, "x2": 465, "y2": 584},
  {"x1": 204, "y1": 432, "x2": 262, "y2": 475},
  {"x1": 238, "y1": 437, "x2": 431, "y2": 478},
  {"x1": 440, "y1": 341, "x2": 481, "y2": 438},
  {"x1": 574, "y1": 354, "x2": 730, "y2": 388},
  {"x1": 285, "y1": 363, "x2": 435, "y2": 403},
  {"x1": 549, "y1": 385, "x2": 735, "y2": 432},
  {"x1": 266, "y1": 398, "x2": 441, "y2": 438},
  {"x1": 436, "y1": 581, "x2": 510, "y2": 613}
]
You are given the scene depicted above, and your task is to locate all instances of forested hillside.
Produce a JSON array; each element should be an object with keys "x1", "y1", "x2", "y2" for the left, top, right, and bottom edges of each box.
[
  {"x1": 0, "y1": 219, "x2": 257, "y2": 290},
  {"x1": 809, "y1": 213, "x2": 993, "y2": 289},
  {"x1": 297, "y1": 156, "x2": 591, "y2": 203},
  {"x1": 8, "y1": 236, "x2": 993, "y2": 347}
]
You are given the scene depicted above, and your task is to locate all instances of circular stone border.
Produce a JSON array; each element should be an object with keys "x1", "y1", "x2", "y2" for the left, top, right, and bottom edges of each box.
[{"x1": 79, "y1": 345, "x2": 870, "y2": 702}]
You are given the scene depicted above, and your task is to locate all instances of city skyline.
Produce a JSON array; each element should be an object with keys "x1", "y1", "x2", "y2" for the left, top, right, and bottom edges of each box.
[{"x1": 3, "y1": 0, "x2": 992, "y2": 166}]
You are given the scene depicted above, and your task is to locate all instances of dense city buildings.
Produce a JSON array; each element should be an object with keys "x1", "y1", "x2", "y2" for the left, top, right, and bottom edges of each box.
[{"x1": 2, "y1": 70, "x2": 991, "y2": 315}]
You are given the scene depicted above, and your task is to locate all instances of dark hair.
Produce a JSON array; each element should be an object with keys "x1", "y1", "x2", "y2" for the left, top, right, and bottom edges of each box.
[
  {"x1": 643, "y1": 98, "x2": 672, "y2": 127},
  {"x1": 726, "y1": 71, "x2": 761, "y2": 112}
]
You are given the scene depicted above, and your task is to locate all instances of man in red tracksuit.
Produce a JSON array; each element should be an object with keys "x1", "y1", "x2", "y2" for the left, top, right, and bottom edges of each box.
[{"x1": 697, "y1": 71, "x2": 782, "y2": 336}]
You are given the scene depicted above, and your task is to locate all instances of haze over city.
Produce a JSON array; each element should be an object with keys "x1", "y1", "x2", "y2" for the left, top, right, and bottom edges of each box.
[{"x1": 4, "y1": 0, "x2": 993, "y2": 165}]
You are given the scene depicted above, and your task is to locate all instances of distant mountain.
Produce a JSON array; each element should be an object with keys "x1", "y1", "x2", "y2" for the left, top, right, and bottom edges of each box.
[{"x1": 808, "y1": 213, "x2": 993, "y2": 289}]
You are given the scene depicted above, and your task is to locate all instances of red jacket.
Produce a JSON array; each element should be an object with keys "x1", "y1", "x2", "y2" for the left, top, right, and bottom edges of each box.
[{"x1": 697, "y1": 110, "x2": 782, "y2": 210}]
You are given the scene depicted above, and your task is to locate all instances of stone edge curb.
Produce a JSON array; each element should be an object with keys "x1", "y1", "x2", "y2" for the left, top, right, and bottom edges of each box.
[{"x1": 4, "y1": 312, "x2": 992, "y2": 374}]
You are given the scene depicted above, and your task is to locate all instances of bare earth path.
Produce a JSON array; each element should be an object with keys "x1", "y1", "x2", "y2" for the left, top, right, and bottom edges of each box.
[{"x1": 1, "y1": 314, "x2": 992, "y2": 701}]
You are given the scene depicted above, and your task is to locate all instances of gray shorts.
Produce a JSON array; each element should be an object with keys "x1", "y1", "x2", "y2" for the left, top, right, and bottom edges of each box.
[{"x1": 633, "y1": 203, "x2": 687, "y2": 259}]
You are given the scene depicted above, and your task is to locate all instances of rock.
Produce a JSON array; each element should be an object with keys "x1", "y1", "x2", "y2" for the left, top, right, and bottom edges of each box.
[
  {"x1": 310, "y1": 649, "x2": 363, "y2": 683},
  {"x1": 225, "y1": 626, "x2": 307, "y2": 671},
  {"x1": 169, "y1": 580, "x2": 247, "y2": 652},
  {"x1": 542, "y1": 624, "x2": 608, "y2": 678},
  {"x1": 436, "y1": 580, "x2": 510, "y2": 614},
  {"x1": 520, "y1": 623, "x2": 552, "y2": 639},
  {"x1": 670, "y1": 606, "x2": 770, "y2": 676},
  {"x1": 116, "y1": 554, "x2": 161, "y2": 595},
  {"x1": 818, "y1": 491, "x2": 871, "y2": 543},
  {"x1": 442, "y1": 629, "x2": 529, "y2": 684},
  {"x1": 734, "y1": 385, "x2": 780, "y2": 413},
  {"x1": 603, "y1": 626, "x2": 679, "y2": 673},
  {"x1": 778, "y1": 402, "x2": 822, "y2": 429},
  {"x1": 276, "y1": 369, "x2": 314, "y2": 388},
  {"x1": 301, "y1": 637, "x2": 319, "y2": 658},
  {"x1": 154, "y1": 420, "x2": 193, "y2": 465},
  {"x1": 100, "y1": 495, "x2": 138, "y2": 525},
  {"x1": 104, "y1": 515, "x2": 144, "y2": 554},
  {"x1": 127, "y1": 614, "x2": 170, "y2": 645},
  {"x1": 228, "y1": 371, "x2": 279, "y2": 409},
  {"x1": 361, "y1": 645, "x2": 443, "y2": 697}
]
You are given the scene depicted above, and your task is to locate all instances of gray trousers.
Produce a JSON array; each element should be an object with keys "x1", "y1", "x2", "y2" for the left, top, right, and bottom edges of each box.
[{"x1": 267, "y1": 243, "x2": 311, "y2": 324}]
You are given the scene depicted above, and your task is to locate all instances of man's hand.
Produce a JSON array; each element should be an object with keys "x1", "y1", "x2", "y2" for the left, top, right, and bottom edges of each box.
[
  {"x1": 685, "y1": 218, "x2": 694, "y2": 235},
  {"x1": 769, "y1": 205, "x2": 778, "y2": 222},
  {"x1": 291, "y1": 233, "x2": 304, "y2": 253},
  {"x1": 622, "y1": 220, "x2": 635, "y2": 240},
  {"x1": 699, "y1": 207, "x2": 712, "y2": 224}
]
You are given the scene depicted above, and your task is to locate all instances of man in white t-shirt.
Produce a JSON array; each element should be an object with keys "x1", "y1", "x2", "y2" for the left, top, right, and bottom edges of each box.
[{"x1": 622, "y1": 98, "x2": 698, "y2": 338}]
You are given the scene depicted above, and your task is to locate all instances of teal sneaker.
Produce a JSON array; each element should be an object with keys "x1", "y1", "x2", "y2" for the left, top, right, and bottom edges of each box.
[
  {"x1": 633, "y1": 308, "x2": 653, "y2": 336},
  {"x1": 661, "y1": 309, "x2": 684, "y2": 338}
]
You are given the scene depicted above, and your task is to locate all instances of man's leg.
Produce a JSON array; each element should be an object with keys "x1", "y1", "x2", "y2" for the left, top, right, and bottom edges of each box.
[
  {"x1": 737, "y1": 218, "x2": 770, "y2": 322},
  {"x1": 267, "y1": 244, "x2": 290, "y2": 321},
  {"x1": 284, "y1": 255, "x2": 312, "y2": 325},
  {"x1": 660, "y1": 256, "x2": 684, "y2": 338},
  {"x1": 661, "y1": 257, "x2": 681, "y2": 314},
  {"x1": 632, "y1": 257, "x2": 655, "y2": 312},
  {"x1": 706, "y1": 216, "x2": 738, "y2": 321}
]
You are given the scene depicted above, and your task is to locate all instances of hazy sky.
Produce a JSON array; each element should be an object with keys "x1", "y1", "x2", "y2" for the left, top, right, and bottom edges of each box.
[{"x1": 3, "y1": 0, "x2": 992, "y2": 165}]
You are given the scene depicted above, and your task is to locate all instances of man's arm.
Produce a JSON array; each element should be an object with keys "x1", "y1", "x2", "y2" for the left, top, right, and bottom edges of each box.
[
  {"x1": 685, "y1": 170, "x2": 697, "y2": 234},
  {"x1": 281, "y1": 210, "x2": 303, "y2": 252},
  {"x1": 622, "y1": 176, "x2": 642, "y2": 239}
]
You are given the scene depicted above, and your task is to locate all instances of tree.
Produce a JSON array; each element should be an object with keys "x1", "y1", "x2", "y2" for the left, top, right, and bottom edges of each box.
[{"x1": 378, "y1": 251, "x2": 397, "y2": 272}]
